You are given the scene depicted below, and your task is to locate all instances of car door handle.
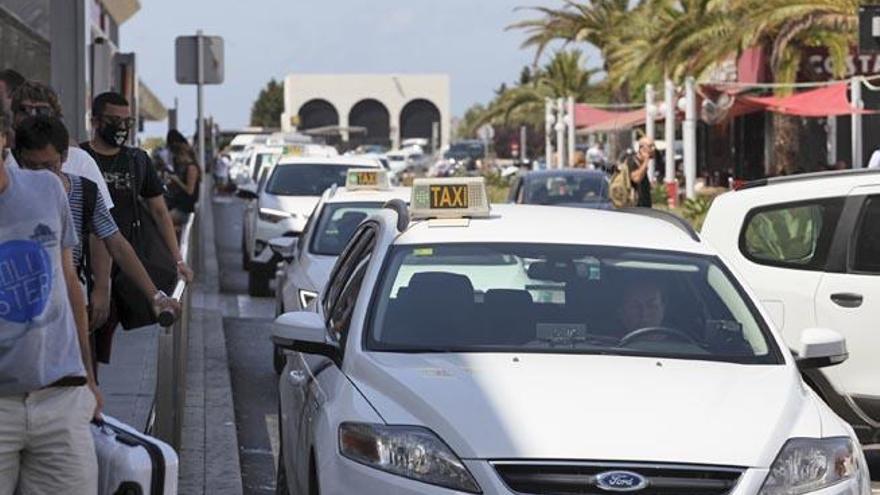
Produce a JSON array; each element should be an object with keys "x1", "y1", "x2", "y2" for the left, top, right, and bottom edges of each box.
[
  {"x1": 830, "y1": 293, "x2": 863, "y2": 308},
  {"x1": 287, "y1": 370, "x2": 308, "y2": 386}
]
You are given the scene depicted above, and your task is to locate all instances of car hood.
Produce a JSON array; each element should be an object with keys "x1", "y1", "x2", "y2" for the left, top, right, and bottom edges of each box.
[
  {"x1": 260, "y1": 194, "x2": 320, "y2": 218},
  {"x1": 349, "y1": 353, "x2": 819, "y2": 466}
]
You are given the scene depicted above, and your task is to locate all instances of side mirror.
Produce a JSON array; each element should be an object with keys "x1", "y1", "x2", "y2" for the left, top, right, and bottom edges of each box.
[
  {"x1": 269, "y1": 236, "x2": 298, "y2": 262},
  {"x1": 272, "y1": 311, "x2": 340, "y2": 364},
  {"x1": 236, "y1": 186, "x2": 258, "y2": 200},
  {"x1": 796, "y1": 328, "x2": 847, "y2": 370}
]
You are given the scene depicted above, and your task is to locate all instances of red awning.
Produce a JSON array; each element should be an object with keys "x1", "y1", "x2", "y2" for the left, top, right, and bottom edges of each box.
[
  {"x1": 740, "y1": 82, "x2": 872, "y2": 117},
  {"x1": 574, "y1": 104, "x2": 632, "y2": 128},
  {"x1": 581, "y1": 108, "x2": 647, "y2": 133}
]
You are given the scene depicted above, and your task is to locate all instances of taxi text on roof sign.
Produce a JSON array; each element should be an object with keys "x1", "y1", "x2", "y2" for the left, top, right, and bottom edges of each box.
[
  {"x1": 282, "y1": 144, "x2": 304, "y2": 156},
  {"x1": 410, "y1": 177, "x2": 490, "y2": 219},
  {"x1": 345, "y1": 169, "x2": 391, "y2": 190}
]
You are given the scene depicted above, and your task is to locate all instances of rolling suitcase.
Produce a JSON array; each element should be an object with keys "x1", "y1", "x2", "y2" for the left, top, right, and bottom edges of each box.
[{"x1": 91, "y1": 415, "x2": 179, "y2": 495}]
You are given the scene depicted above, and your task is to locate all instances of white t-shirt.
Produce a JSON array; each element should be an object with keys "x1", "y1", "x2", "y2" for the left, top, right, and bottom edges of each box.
[
  {"x1": 869, "y1": 150, "x2": 880, "y2": 169},
  {"x1": 5, "y1": 146, "x2": 114, "y2": 209}
]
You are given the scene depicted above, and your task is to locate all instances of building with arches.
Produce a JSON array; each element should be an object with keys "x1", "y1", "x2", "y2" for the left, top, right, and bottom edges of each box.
[{"x1": 281, "y1": 74, "x2": 450, "y2": 151}]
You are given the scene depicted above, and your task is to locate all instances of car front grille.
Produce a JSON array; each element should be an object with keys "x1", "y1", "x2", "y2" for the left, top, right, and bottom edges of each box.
[{"x1": 492, "y1": 461, "x2": 744, "y2": 494}]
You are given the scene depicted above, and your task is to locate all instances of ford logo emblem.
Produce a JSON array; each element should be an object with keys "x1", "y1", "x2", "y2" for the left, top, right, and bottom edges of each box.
[{"x1": 595, "y1": 471, "x2": 648, "y2": 492}]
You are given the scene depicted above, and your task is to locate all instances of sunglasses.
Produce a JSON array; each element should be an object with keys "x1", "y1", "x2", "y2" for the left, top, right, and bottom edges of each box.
[
  {"x1": 15, "y1": 104, "x2": 55, "y2": 118},
  {"x1": 98, "y1": 115, "x2": 135, "y2": 128}
]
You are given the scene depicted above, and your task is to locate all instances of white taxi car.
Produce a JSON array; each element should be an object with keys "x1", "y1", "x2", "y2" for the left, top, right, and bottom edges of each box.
[
  {"x1": 270, "y1": 169, "x2": 410, "y2": 372},
  {"x1": 702, "y1": 169, "x2": 880, "y2": 447},
  {"x1": 272, "y1": 178, "x2": 870, "y2": 495},
  {"x1": 239, "y1": 155, "x2": 382, "y2": 296}
]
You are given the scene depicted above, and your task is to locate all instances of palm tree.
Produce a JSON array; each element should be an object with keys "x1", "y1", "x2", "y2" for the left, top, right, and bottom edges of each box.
[
  {"x1": 467, "y1": 49, "x2": 602, "y2": 135},
  {"x1": 509, "y1": 0, "x2": 634, "y2": 100}
]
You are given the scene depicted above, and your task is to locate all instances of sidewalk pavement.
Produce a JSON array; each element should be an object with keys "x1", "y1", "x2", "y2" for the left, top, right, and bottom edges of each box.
[{"x1": 100, "y1": 186, "x2": 243, "y2": 494}]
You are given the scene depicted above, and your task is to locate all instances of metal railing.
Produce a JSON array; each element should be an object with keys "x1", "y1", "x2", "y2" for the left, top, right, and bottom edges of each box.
[{"x1": 150, "y1": 212, "x2": 198, "y2": 449}]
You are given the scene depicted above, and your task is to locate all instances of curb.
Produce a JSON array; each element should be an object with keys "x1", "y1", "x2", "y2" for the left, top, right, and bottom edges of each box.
[{"x1": 178, "y1": 179, "x2": 244, "y2": 495}]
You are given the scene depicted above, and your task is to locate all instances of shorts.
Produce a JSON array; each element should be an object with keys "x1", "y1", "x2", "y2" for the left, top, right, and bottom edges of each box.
[{"x1": 0, "y1": 385, "x2": 98, "y2": 495}]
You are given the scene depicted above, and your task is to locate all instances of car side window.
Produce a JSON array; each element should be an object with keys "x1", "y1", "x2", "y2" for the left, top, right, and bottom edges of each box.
[
  {"x1": 323, "y1": 225, "x2": 376, "y2": 316},
  {"x1": 258, "y1": 168, "x2": 270, "y2": 192},
  {"x1": 852, "y1": 196, "x2": 880, "y2": 274},
  {"x1": 740, "y1": 198, "x2": 844, "y2": 270},
  {"x1": 328, "y1": 256, "x2": 371, "y2": 344}
]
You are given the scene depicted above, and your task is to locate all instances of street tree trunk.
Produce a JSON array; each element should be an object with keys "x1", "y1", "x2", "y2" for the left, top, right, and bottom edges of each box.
[{"x1": 771, "y1": 113, "x2": 799, "y2": 175}]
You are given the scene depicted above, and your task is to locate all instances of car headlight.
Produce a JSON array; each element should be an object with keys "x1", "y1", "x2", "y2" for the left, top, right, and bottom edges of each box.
[
  {"x1": 339, "y1": 422, "x2": 480, "y2": 493},
  {"x1": 760, "y1": 437, "x2": 864, "y2": 495},
  {"x1": 298, "y1": 289, "x2": 318, "y2": 309},
  {"x1": 259, "y1": 208, "x2": 295, "y2": 223}
]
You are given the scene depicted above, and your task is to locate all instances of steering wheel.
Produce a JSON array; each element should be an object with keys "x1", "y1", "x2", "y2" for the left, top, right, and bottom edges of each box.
[{"x1": 619, "y1": 326, "x2": 700, "y2": 347}]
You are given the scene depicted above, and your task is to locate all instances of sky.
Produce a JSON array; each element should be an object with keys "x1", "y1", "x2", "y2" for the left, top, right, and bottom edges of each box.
[{"x1": 122, "y1": 0, "x2": 594, "y2": 138}]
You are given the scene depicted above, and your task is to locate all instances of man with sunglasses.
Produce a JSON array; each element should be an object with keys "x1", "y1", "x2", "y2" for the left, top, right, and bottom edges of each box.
[{"x1": 8, "y1": 81, "x2": 115, "y2": 212}]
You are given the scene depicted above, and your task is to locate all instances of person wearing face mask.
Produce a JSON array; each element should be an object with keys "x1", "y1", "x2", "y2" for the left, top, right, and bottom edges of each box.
[{"x1": 80, "y1": 92, "x2": 192, "y2": 358}]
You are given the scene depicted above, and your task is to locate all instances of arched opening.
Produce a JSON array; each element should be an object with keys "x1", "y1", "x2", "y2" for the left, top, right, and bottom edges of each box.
[
  {"x1": 400, "y1": 99, "x2": 441, "y2": 151},
  {"x1": 298, "y1": 99, "x2": 339, "y2": 131},
  {"x1": 348, "y1": 99, "x2": 391, "y2": 149}
]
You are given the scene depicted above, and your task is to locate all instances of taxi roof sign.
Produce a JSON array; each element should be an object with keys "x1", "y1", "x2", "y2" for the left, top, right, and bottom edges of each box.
[
  {"x1": 282, "y1": 144, "x2": 304, "y2": 156},
  {"x1": 410, "y1": 177, "x2": 490, "y2": 219},
  {"x1": 345, "y1": 169, "x2": 391, "y2": 190}
]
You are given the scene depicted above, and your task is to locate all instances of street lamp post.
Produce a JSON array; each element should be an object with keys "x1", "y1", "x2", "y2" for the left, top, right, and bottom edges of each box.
[
  {"x1": 545, "y1": 98, "x2": 554, "y2": 168},
  {"x1": 555, "y1": 98, "x2": 566, "y2": 169},
  {"x1": 645, "y1": 84, "x2": 656, "y2": 180},
  {"x1": 852, "y1": 77, "x2": 864, "y2": 169},
  {"x1": 683, "y1": 76, "x2": 697, "y2": 200},
  {"x1": 567, "y1": 96, "x2": 576, "y2": 168},
  {"x1": 664, "y1": 79, "x2": 676, "y2": 185}
]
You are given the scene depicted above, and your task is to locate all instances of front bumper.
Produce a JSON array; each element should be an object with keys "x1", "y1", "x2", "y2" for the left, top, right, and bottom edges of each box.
[{"x1": 318, "y1": 458, "x2": 867, "y2": 495}]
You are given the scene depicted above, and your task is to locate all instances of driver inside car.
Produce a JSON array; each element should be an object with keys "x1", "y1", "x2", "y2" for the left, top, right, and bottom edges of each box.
[{"x1": 616, "y1": 279, "x2": 667, "y2": 337}]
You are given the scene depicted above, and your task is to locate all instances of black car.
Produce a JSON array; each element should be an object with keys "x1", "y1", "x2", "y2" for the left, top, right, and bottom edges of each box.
[{"x1": 508, "y1": 169, "x2": 612, "y2": 209}]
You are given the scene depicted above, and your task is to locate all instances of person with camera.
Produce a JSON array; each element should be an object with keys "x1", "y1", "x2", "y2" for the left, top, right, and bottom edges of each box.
[{"x1": 610, "y1": 137, "x2": 655, "y2": 209}]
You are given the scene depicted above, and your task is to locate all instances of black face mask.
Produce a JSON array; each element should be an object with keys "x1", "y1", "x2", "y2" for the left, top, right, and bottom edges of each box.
[{"x1": 98, "y1": 122, "x2": 130, "y2": 148}]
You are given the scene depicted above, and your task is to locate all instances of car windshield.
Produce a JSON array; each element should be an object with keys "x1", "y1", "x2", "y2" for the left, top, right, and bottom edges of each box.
[
  {"x1": 368, "y1": 243, "x2": 781, "y2": 364},
  {"x1": 523, "y1": 174, "x2": 609, "y2": 205},
  {"x1": 445, "y1": 142, "x2": 485, "y2": 160},
  {"x1": 265, "y1": 164, "x2": 358, "y2": 196},
  {"x1": 310, "y1": 202, "x2": 385, "y2": 256}
]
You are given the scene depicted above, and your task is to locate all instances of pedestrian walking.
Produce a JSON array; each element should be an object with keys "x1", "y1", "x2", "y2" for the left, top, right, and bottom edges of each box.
[
  {"x1": 0, "y1": 106, "x2": 101, "y2": 495},
  {"x1": 81, "y1": 92, "x2": 192, "y2": 356},
  {"x1": 13, "y1": 116, "x2": 180, "y2": 373},
  {"x1": 214, "y1": 151, "x2": 231, "y2": 192}
]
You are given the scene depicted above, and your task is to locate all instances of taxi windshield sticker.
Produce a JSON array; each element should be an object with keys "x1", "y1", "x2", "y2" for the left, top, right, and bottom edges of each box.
[
  {"x1": 350, "y1": 171, "x2": 378, "y2": 186},
  {"x1": 413, "y1": 247, "x2": 434, "y2": 256},
  {"x1": 429, "y1": 185, "x2": 468, "y2": 209}
]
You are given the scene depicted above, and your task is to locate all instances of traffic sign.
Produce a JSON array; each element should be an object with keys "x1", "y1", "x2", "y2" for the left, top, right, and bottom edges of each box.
[
  {"x1": 477, "y1": 124, "x2": 495, "y2": 142},
  {"x1": 175, "y1": 35, "x2": 225, "y2": 85}
]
